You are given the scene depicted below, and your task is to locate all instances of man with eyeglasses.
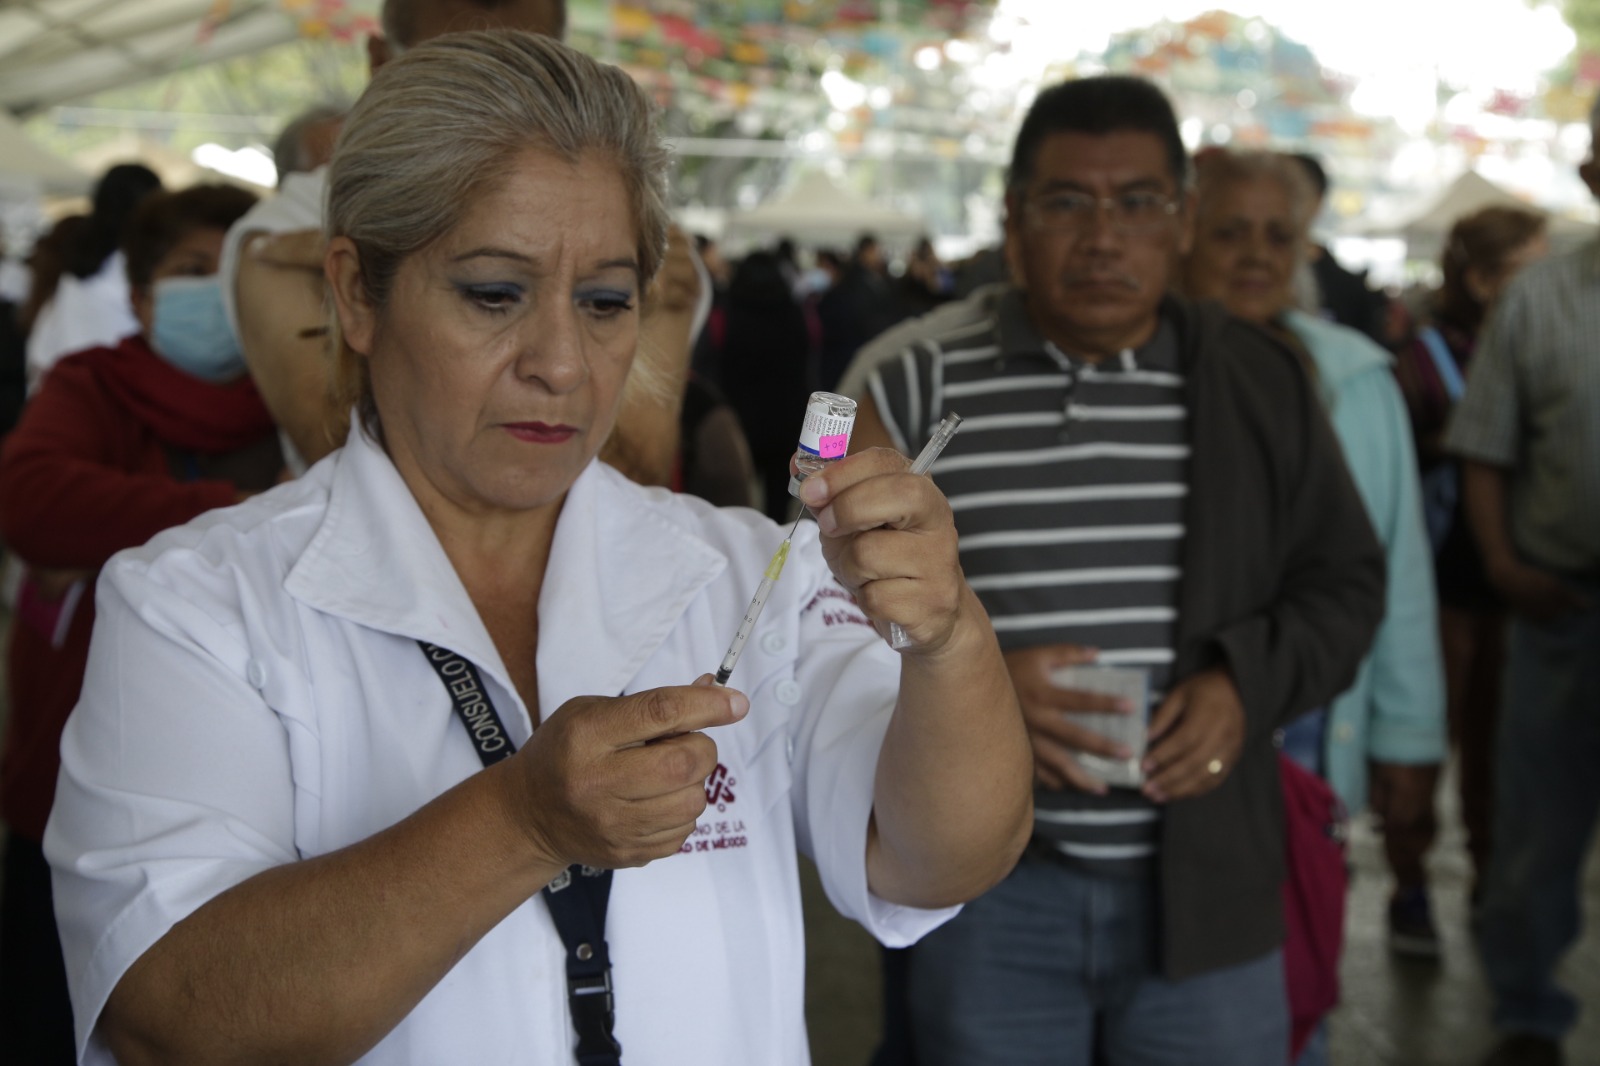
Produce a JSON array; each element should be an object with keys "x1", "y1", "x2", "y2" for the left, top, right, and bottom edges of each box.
[{"x1": 846, "y1": 76, "x2": 1383, "y2": 1065}]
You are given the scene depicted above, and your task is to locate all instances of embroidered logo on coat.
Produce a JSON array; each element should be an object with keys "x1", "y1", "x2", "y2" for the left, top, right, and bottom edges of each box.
[
  {"x1": 705, "y1": 763, "x2": 737, "y2": 810},
  {"x1": 802, "y1": 586, "x2": 873, "y2": 628},
  {"x1": 679, "y1": 763, "x2": 747, "y2": 854}
]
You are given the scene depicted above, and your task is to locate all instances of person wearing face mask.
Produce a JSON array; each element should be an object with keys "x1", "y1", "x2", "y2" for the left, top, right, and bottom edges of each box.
[
  {"x1": 0, "y1": 183, "x2": 281, "y2": 1065},
  {"x1": 1181, "y1": 148, "x2": 1445, "y2": 1064}
]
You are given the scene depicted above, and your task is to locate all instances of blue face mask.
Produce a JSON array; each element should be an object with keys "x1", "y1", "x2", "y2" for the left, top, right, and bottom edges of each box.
[{"x1": 149, "y1": 275, "x2": 246, "y2": 382}]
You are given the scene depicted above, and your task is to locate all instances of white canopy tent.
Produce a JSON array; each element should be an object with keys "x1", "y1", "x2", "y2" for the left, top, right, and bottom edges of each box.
[
  {"x1": 1360, "y1": 169, "x2": 1596, "y2": 258},
  {"x1": 72, "y1": 131, "x2": 273, "y2": 195},
  {"x1": 0, "y1": 107, "x2": 88, "y2": 194},
  {"x1": 0, "y1": 0, "x2": 298, "y2": 117},
  {"x1": 722, "y1": 170, "x2": 927, "y2": 248}
]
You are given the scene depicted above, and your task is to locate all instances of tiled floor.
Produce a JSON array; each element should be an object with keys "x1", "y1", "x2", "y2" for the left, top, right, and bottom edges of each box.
[{"x1": 801, "y1": 775, "x2": 1600, "y2": 1065}]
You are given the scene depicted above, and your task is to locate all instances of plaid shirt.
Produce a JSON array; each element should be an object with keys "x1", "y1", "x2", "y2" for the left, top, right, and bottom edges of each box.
[{"x1": 1447, "y1": 238, "x2": 1600, "y2": 575}]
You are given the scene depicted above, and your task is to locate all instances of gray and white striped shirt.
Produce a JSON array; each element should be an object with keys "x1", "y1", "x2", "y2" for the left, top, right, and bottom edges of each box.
[{"x1": 867, "y1": 288, "x2": 1189, "y2": 876}]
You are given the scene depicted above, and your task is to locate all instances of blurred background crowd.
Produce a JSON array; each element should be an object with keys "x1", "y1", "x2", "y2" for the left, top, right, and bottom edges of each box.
[{"x1": 3, "y1": 3, "x2": 1600, "y2": 1066}]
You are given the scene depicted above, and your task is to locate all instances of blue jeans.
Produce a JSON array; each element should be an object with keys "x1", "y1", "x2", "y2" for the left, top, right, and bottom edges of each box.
[
  {"x1": 1293, "y1": 1020, "x2": 1329, "y2": 1066},
  {"x1": 1279, "y1": 708, "x2": 1328, "y2": 777},
  {"x1": 906, "y1": 853, "x2": 1289, "y2": 1066},
  {"x1": 1477, "y1": 596, "x2": 1600, "y2": 1039}
]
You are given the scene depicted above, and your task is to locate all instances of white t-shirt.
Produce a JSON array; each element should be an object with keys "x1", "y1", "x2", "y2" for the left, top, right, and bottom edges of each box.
[
  {"x1": 217, "y1": 169, "x2": 326, "y2": 476},
  {"x1": 47, "y1": 425, "x2": 954, "y2": 1065},
  {"x1": 24, "y1": 250, "x2": 137, "y2": 391}
]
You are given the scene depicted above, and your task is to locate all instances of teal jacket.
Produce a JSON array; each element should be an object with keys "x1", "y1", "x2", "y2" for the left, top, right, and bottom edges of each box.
[{"x1": 1284, "y1": 310, "x2": 1447, "y2": 811}]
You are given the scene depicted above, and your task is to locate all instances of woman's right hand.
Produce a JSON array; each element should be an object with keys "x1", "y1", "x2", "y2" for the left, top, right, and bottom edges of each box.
[{"x1": 500, "y1": 676, "x2": 748, "y2": 871}]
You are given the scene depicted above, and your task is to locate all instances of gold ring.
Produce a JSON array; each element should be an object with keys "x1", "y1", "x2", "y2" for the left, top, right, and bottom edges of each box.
[{"x1": 1207, "y1": 758, "x2": 1224, "y2": 775}]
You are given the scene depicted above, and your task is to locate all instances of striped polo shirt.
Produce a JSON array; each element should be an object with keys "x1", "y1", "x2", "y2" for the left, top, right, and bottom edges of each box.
[{"x1": 867, "y1": 288, "x2": 1189, "y2": 876}]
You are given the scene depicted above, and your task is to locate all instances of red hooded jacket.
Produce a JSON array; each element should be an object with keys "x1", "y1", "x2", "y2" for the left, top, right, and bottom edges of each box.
[{"x1": 0, "y1": 334, "x2": 279, "y2": 840}]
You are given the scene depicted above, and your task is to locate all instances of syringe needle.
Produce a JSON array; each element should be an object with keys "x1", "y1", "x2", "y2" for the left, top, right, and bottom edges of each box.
[
  {"x1": 715, "y1": 412, "x2": 963, "y2": 682},
  {"x1": 908, "y1": 412, "x2": 964, "y2": 477},
  {"x1": 888, "y1": 412, "x2": 964, "y2": 650}
]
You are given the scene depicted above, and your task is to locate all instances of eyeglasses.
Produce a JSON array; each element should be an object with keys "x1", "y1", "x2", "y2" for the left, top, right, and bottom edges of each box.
[{"x1": 1025, "y1": 191, "x2": 1181, "y2": 236}]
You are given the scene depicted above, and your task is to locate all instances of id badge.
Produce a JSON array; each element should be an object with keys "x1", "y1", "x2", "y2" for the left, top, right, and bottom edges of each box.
[{"x1": 1048, "y1": 664, "x2": 1150, "y2": 788}]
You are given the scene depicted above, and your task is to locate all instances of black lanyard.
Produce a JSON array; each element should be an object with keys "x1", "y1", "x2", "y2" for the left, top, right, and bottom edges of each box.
[{"x1": 419, "y1": 640, "x2": 622, "y2": 1066}]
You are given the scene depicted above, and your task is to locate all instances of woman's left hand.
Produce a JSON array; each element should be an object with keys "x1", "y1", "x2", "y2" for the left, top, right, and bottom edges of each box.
[
  {"x1": 803, "y1": 449, "x2": 1032, "y2": 910},
  {"x1": 797, "y1": 448, "x2": 966, "y2": 653}
]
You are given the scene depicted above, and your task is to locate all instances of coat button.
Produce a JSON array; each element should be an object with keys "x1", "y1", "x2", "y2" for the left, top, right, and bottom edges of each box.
[
  {"x1": 761, "y1": 631, "x2": 786, "y2": 655},
  {"x1": 246, "y1": 659, "x2": 267, "y2": 690},
  {"x1": 774, "y1": 679, "x2": 802, "y2": 706},
  {"x1": 1335, "y1": 723, "x2": 1354, "y2": 743}
]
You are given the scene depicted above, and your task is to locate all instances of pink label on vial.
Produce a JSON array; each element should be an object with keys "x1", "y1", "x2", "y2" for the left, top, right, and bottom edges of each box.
[{"x1": 817, "y1": 433, "x2": 849, "y2": 458}]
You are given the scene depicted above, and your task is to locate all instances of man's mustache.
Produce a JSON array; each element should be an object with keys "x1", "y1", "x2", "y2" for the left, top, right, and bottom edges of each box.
[{"x1": 1064, "y1": 270, "x2": 1143, "y2": 291}]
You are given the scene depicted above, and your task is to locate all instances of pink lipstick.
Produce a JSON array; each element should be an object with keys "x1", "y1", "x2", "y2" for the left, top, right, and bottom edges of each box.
[{"x1": 504, "y1": 422, "x2": 577, "y2": 444}]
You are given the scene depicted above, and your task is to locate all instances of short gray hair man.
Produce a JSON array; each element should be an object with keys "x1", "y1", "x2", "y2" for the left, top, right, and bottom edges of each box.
[{"x1": 270, "y1": 105, "x2": 345, "y2": 184}]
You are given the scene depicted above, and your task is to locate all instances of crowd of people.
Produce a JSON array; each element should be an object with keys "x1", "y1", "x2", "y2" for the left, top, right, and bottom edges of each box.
[
  {"x1": 0, "y1": 3, "x2": 1594, "y2": 1066},
  {"x1": 689, "y1": 231, "x2": 962, "y2": 520}
]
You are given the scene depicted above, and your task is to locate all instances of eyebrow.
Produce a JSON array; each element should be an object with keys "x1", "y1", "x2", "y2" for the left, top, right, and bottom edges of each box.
[
  {"x1": 451, "y1": 247, "x2": 533, "y2": 264},
  {"x1": 449, "y1": 249, "x2": 642, "y2": 276},
  {"x1": 1037, "y1": 177, "x2": 1170, "y2": 195}
]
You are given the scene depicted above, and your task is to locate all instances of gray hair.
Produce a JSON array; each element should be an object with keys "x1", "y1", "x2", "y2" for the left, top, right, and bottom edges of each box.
[
  {"x1": 1192, "y1": 149, "x2": 1318, "y2": 240},
  {"x1": 271, "y1": 105, "x2": 344, "y2": 183},
  {"x1": 1188, "y1": 149, "x2": 1322, "y2": 316},
  {"x1": 325, "y1": 29, "x2": 670, "y2": 437}
]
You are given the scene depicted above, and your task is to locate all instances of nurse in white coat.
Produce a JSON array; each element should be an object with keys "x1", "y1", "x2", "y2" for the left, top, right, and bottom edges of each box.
[{"x1": 45, "y1": 30, "x2": 1033, "y2": 1066}]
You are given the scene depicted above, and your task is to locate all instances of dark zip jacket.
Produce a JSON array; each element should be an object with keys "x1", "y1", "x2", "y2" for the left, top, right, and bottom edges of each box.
[{"x1": 1161, "y1": 294, "x2": 1385, "y2": 978}]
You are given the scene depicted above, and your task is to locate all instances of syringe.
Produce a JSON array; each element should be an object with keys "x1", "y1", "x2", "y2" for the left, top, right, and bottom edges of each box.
[
  {"x1": 887, "y1": 411, "x2": 965, "y2": 649},
  {"x1": 714, "y1": 411, "x2": 964, "y2": 683},
  {"x1": 714, "y1": 536, "x2": 792, "y2": 686}
]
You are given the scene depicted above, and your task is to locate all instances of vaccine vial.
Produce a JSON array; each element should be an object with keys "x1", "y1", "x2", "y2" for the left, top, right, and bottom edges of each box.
[{"x1": 789, "y1": 391, "x2": 857, "y2": 498}]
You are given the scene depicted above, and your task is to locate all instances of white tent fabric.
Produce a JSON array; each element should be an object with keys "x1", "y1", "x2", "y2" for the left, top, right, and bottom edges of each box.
[
  {"x1": 723, "y1": 170, "x2": 926, "y2": 246},
  {"x1": 1359, "y1": 169, "x2": 1596, "y2": 257},
  {"x1": 0, "y1": 0, "x2": 297, "y2": 117},
  {"x1": 73, "y1": 132, "x2": 273, "y2": 195},
  {"x1": 0, "y1": 107, "x2": 88, "y2": 194}
]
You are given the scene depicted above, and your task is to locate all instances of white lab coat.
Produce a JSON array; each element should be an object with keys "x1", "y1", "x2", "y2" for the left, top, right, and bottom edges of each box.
[{"x1": 47, "y1": 425, "x2": 956, "y2": 1065}]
